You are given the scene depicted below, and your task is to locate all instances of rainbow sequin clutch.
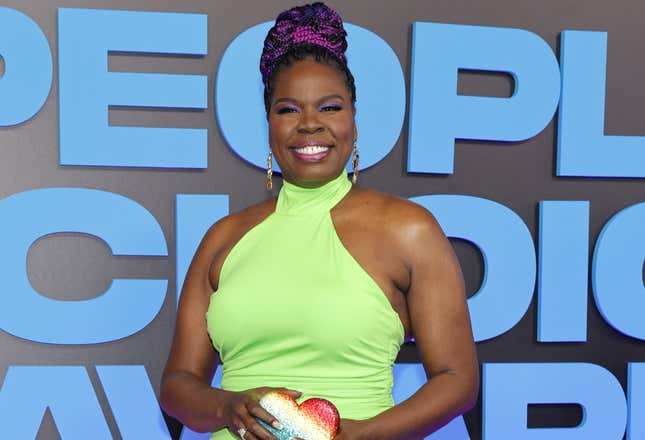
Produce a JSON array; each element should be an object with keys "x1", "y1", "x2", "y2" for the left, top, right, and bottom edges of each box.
[{"x1": 256, "y1": 391, "x2": 340, "y2": 440}]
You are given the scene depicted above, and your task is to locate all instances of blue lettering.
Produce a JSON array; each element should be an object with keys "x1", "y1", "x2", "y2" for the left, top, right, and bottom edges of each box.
[
  {"x1": 627, "y1": 363, "x2": 645, "y2": 439},
  {"x1": 408, "y1": 22, "x2": 560, "y2": 174},
  {"x1": 483, "y1": 363, "x2": 627, "y2": 439},
  {"x1": 0, "y1": 7, "x2": 52, "y2": 126},
  {"x1": 97, "y1": 365, "x2": 172, "y2": 439},
  {"x1": 537, "y1": 201, "x2": 589, "y2": 342},
  {"x1": 58, "y1": 8, "x2": 208, "y2": 168},
  {"x1": 0, "y1": 366, "x2": 111, "y2": 439},
  {"x1": 0, "y1": 188, "x2": 167, "y2": 344},
  {"x1": 593, "y1": 201, "x2": 645, "y2": 340},
  {"x1": 558, "y1": 31, "x2": 645, "y2": 177}
]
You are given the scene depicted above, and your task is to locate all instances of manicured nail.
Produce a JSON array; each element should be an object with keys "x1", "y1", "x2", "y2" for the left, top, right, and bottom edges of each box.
[{"x1": 272, "y1": 420, "x2": 282, "y2": 430}]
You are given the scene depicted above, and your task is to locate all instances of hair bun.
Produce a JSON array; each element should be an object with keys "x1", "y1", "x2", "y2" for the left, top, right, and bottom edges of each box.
[{"x1": 260, "y1": 2, "x2": 348, "y2": 87}]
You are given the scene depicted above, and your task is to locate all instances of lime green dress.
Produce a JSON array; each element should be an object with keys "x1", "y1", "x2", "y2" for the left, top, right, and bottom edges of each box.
[{"x1": 205, "y1": 170, "x2": 404, "y2": 440}]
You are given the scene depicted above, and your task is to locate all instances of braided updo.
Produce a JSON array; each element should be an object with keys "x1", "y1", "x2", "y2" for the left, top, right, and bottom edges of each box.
[{"x1": 260, "y1": 2, "x2": 356, "y2": 113}]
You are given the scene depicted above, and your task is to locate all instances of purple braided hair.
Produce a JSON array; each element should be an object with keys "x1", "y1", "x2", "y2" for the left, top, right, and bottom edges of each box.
[{"x1": 260, "y1": 2, "x2": 349, "y2": 88}]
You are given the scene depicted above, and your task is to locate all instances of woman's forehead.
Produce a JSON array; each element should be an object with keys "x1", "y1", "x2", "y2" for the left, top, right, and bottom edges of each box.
[{"x1": 271, "y1": 59, "x2": 350, "y2": 99}]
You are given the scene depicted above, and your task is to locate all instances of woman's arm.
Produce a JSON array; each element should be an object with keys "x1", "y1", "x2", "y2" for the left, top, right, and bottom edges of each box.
[
  {"x1": 160, "y1": 218, "x2": 297, "y2": 437},
  {"x1": 160, "y1": 218, "x2": 230, "y2": 432},
  {"x1": 340, "y1": 204, "x2": 479, "y2": 440}
]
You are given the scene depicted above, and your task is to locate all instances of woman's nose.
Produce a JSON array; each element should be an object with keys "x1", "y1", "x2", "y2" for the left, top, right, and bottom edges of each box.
[{"x1": 297, "y1": 109, "x2": 323, "y2": 133}]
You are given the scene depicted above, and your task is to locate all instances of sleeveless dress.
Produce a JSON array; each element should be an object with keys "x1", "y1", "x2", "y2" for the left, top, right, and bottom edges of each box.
[{"x1": 205, "y1": 170, "x2": 405, "y2": 440}]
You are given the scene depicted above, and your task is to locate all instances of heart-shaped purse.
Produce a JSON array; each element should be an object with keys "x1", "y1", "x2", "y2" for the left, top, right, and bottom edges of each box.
[{"x1": 256, "y1": 391, "x2": 340, "y2": 440}]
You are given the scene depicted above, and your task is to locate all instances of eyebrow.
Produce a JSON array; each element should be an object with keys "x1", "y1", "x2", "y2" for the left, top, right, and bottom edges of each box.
[
  {"x1": 318, "y1": 94, "x2": 345, "y2": 103},
  {"x1": 272, "y1": 94, "x2": 346, "y2": 107}
]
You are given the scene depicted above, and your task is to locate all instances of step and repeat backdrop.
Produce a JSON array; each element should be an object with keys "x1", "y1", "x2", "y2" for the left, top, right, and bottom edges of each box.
[{"x1": 1, "y1": 0, "x2": 644, "y2": 439}]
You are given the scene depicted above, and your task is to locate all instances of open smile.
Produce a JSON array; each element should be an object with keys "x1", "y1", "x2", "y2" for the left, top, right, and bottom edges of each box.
[{"x1": 290, "y1": 145, "x2": 332, "y2": 162}]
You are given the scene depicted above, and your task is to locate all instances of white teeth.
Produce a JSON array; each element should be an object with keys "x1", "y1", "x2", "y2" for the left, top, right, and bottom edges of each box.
[{"x1": 293, "y1": 145, "x2": 329, "y2": 154}]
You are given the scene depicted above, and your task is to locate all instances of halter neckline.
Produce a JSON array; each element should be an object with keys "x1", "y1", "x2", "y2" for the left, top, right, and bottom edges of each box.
[{"x1": 275, "y1": 170, "x2": 352, "y2": 215}]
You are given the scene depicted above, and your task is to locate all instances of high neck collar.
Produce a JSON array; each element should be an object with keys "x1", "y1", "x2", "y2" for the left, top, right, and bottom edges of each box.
[{"x1": 275, "y1": 170, "x2": 352, "y2": 216}]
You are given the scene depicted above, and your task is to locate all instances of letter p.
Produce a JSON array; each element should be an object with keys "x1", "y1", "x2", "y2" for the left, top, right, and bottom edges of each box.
[{"x1": 408, "y1": 22, "x2": 560, "y2": 174}]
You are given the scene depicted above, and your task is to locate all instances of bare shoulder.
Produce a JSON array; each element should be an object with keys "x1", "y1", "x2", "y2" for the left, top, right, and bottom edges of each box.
[
  {"x1": 197, "y1": 198, "x2": 276, "y2": 290},
  {"x1": 344, "y1": 186, "x2": 444, "y2": 242},
  {"x1": 202, "y1": 198, "x2": 276, "y2": 253},
  {"x1": 210, "y1": 198, "x2": 275, "y2": 234}
]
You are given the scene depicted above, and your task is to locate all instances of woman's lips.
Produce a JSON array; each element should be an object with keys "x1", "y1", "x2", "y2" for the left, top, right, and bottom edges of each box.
[{"x1": 290, "y1": 145, "x2": 331, "y2": 162}]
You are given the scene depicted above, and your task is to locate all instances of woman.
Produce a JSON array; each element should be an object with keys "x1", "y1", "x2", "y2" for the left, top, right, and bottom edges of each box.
[{"x1": 161, "y1": 3, "x2": 479, "y2": 439}]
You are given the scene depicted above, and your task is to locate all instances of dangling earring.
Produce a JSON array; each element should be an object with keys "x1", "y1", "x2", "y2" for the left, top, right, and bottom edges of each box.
[
  {"x1": 266, "y1": 151, "x2": 273, "y2": 191},
  {"x1": 351, "y1": 141, "x2": 359, "y2": 184}
]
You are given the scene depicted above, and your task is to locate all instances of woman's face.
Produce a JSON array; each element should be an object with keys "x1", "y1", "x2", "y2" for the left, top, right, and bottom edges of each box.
[{"x1": 268, "y1": 58, "x2": 357, "y2": 188}]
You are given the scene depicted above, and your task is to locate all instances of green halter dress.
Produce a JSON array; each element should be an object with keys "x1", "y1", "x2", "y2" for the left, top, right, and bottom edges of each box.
[{"x1": 206, "y1": 170, "x2": 404, "y2": 440}]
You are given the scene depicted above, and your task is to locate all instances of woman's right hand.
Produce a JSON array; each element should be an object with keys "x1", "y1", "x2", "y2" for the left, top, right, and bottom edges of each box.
[{"x1": 221, "y1": 387, "x2": 302, "y2": 440}]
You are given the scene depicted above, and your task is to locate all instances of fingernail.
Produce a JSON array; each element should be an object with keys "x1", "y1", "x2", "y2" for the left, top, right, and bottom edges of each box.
[{"x1": 272, "y1": 420, "x2": 282, "y2": 430}]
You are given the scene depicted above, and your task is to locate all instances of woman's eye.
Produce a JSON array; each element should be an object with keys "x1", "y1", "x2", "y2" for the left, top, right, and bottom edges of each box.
[
  {"x1": 276, "y1": 106, "x2": 298, "y2": 114},
  {"x1": 321, "y1": 104, "x2": 342, "y2": 112}
]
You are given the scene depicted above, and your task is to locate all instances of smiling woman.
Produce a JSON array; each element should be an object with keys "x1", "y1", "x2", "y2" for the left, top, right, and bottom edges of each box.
[
  {"x1": 268, "y1": 59, "x2": 357, "y2": 188},
  {"x1": 160, "y1": 3, "x2": 479, "y2": 440}
]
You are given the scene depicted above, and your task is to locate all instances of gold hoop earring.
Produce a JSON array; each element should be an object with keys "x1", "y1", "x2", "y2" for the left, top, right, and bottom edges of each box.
[
  {"x1": 351, "y1": 141, "x2": 359, "y2": 184},
  {"x1": 266, "y1": 151, "x2": 273, "y2": 191}
]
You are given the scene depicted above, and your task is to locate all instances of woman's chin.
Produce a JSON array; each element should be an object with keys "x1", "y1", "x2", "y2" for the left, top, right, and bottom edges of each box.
[{"x1": 283, "y1": 167, "x2": 344, "y2": 188}]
